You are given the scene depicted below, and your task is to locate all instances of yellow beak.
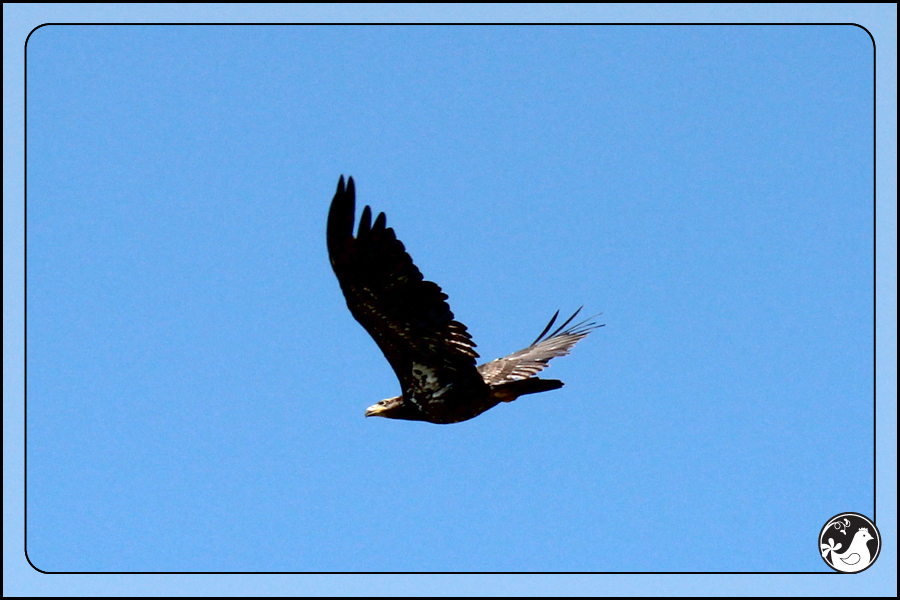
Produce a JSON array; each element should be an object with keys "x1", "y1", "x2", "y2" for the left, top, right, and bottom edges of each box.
[{"x1": 365, "y1": 403, "x2": 388, "y2": 418}]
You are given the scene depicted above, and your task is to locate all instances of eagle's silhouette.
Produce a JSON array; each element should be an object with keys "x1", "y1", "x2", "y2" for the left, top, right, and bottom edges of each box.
[{"x1": 327, "y1": 176, "x2": 600, "y2": 424}]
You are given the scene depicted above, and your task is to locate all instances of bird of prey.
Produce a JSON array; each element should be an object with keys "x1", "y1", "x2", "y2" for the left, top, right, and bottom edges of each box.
[{"x1": 327, "y1": 175, "x2": 601, "y2": 424}]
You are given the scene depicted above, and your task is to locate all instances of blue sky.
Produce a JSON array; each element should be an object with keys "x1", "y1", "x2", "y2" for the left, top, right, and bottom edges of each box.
[{"x1": 5, "y1": 4, "x2": 896, "y2": 597}]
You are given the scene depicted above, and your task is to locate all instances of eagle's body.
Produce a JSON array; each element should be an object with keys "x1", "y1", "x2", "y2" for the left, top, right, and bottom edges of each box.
[{"x1": 327, "y1": 175, "x2": 600, "y2": 424}]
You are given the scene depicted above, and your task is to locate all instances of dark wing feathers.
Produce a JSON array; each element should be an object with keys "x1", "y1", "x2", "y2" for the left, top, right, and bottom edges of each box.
[
  {"x1": 529, "y1": 307, "x2": 583, "y2": 346},
  {"x1": 327, "y1": 176, "x2": 478, "y2": 388},
  {"x1": 373, "y1": 210, "x2": 387, "y2": 231},
  {"x1": 477, "y1": 307, "x2": 603, "y2": 385}
]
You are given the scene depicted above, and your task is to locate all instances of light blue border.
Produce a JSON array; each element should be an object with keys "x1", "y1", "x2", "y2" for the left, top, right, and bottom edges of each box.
[{"x1": 4, "y1": 4, "x2": 896, "y2": 596}]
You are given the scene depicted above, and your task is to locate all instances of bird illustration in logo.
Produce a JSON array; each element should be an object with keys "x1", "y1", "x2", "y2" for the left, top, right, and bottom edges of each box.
[{"x1": 821, "y1": 527, "x2": 875, "y2": 572}]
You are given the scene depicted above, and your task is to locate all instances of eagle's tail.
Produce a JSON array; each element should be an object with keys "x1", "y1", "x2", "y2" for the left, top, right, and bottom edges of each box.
[{"x1": 490, "y1": 378, "x2": 564, "y2": 403}]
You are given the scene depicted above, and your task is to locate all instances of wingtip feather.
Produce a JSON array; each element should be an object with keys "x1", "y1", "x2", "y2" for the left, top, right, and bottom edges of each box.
[
  {"x1": 359, "y1": 205, "x2": 372, "y2": 237},
  {"x1": 327, "y1": 174, "x2": 356, "y2": 263},
  {"x1": 530, "y1": 310, "x2": 560, "y2": 346}
]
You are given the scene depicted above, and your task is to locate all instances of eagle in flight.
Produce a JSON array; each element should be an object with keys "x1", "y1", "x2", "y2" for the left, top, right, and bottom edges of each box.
[{"x1": 327, "y1": 175, "x2": 601, "y2": 424}]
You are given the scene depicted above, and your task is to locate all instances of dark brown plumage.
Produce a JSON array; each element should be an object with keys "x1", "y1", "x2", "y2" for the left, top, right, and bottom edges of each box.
[{"x1": 327, "y1": 175, "x2": 601, "y2": 424}]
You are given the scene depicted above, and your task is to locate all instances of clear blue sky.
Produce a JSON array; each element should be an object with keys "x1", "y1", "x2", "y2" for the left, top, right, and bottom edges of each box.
[{"x1": 5, "y1": 4, "x2": 896, "y2": 597}]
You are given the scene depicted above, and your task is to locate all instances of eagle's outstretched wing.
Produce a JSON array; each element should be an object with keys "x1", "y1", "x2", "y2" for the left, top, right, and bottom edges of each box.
[
  {"x1": 327, "y1": 176, "x2": 480, "y2": 391},
  {"x1": 477, "y1": 308, "x2": 602, "y2": 385}
]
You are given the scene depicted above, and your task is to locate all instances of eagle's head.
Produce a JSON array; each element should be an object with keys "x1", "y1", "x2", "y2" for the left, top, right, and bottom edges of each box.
[{"x1": 365, "y1": 395, "x2": 428, "y2": 421}]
